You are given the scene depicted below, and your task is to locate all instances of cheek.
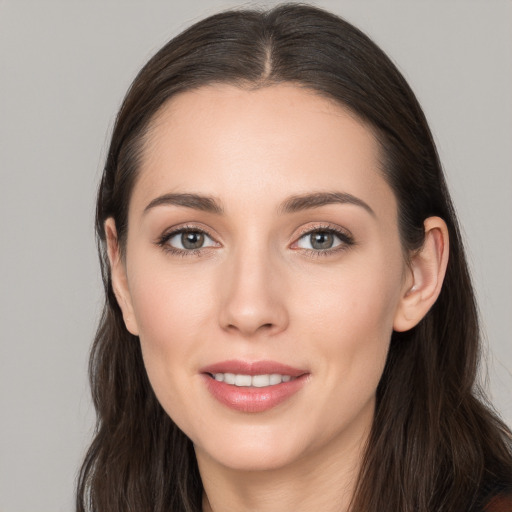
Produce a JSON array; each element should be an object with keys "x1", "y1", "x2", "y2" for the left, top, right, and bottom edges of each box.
[
  {"x1": 285, "y1": 258, "x2": 402, "y2": 443},
  {"x1": 303, "y1": 279, "x2": 394, "y2": 387},
  {"x1": 294, "y1": 248, "x2": 404, "y2": 384},
  {"x1": 296, "y1": 253, "x2": 403, "y2": 339},
  {"x1": 126, "y1": 258, "x2": 217, "y2": 408},
  {"x1": 129, "y1": 254, "x2": 216, "y2": 340}
]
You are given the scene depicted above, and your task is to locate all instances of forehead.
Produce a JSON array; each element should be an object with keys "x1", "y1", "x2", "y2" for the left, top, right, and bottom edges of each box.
[{"x1": 132, "y1": 83, "x2": 395, "y2": 218}]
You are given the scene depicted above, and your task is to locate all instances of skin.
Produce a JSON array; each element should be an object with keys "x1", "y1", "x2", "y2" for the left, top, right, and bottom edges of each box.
[{"x1": 107, "y1": 84, "x2": 449, "y2": 512}]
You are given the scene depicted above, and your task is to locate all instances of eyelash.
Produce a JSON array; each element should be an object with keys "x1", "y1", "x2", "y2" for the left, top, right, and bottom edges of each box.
[
  {"x1": 156, "y1": 225, "x2": 216, "y2": 257},
  {"x1": 292, "y1": 224, "x2": 355, "y2": 258},
  {"x1": 156, "y1": 223, "x2": 355, "y2": 257}
]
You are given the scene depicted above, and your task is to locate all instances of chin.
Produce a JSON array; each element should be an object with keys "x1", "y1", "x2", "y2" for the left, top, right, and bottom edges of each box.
[
  {"x1": 193, "y1": 427, "x2": 308, "y2": 472},
  {"x1": 201, "y1": 449, "x2": 299, "y2": 473}
]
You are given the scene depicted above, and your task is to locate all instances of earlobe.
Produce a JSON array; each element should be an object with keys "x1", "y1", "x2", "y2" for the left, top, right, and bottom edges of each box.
[
  {"x1": 393, "y1": 217, "x2": 449, "y2": 332},
  {"x1": 104, "y1": 218, "x2": 140, "y2": 336}
]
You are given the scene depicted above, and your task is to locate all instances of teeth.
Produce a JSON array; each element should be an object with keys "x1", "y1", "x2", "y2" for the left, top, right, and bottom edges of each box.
[
  {"x1": 252, "y1": 374, "x2": 270, "y2": 387},
  {"x1": 235, "y1": 374, "x2": 252, "y2": 387},
  {"x1": 212, "y1": 373, "x2": 294, "y2": 387},
  {"x1": 269, "y1": 374, "x2": 282, "y2": 385},
  {"x1": 224, "y1": 373, "x2": 235, "y2": 385}
]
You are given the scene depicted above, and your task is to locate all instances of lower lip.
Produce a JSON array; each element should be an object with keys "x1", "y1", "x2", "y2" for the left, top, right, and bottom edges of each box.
[{"x1": 203, "y1": 374, "x2": 308, "y2": 413}]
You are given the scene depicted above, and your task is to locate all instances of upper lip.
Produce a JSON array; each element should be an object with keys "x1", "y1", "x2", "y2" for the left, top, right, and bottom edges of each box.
[{"x1": 200, "y1": 360, "x2": 308, "y2": 377}]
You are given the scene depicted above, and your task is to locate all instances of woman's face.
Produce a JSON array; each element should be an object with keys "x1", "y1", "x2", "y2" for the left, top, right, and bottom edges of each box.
[{"x1": 114, "y1": 84, "x2": 412, "y2": 472}]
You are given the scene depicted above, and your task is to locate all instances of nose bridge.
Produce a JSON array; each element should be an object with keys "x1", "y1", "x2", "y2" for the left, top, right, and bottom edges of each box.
[{"x1": 218, "y1": 234, "x2": 288, "y2": 337}]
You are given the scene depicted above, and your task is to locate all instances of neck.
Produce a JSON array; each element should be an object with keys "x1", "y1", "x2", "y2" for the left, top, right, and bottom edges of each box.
[{"x1": 197, "y1": 416, "x2": 371, "y2": 512}]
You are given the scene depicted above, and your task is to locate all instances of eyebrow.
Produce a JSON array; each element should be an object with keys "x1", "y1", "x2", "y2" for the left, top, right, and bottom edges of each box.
[
  {"x1": 143, "y1": 191, "x2": 375, "y2": 217},
  {"x1": 279, "y1": 192, "x2": 375, "y2": 217},
  {"x1": 143, "y1": 193, "x2": 224, "y2": 215}
]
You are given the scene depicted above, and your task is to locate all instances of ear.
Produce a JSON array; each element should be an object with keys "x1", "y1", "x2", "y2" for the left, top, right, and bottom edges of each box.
[
  {"x1": 104, "y1": 218, "x2": 139, "y2": 336},
  {"x1": 393, "y1": 216, "x2": 449, "y2": 332}
]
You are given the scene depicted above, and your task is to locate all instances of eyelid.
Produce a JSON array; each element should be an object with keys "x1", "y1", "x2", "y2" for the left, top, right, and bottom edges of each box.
[
  {"x1": 158, "y1": 222, "x2": 218, "y2": 239},
  {"x1": 290, "y1": 223, "x2": 355, "y2": 253},
  {"x1": 168, "y1": 230, "x2": 217, "y2": 249},
  {"x1": 155, "y1": 221, "x2": 354, "y2": 256},
  {"x1": 155, "y1": 223, "x2": 221, "y2": 254}
]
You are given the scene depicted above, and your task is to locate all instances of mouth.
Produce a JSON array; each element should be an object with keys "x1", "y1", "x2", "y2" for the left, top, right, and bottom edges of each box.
[
  {"x1": 208, "y1": 372, "x2": 294, "y2": 387},
  {"x1": 200, "y1": 360, "x2": 309, "y2": 413}
]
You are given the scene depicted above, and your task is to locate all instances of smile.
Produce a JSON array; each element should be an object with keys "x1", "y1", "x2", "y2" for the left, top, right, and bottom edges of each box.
[
  {"x1": 210, "y1": 373, "x2": 293, "y2": 387},
  {"x1": 200, "y1": 360, "x2": 309, "y2": 413}
]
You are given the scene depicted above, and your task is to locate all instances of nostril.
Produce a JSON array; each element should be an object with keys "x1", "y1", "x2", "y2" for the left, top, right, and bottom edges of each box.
[
  {"x1": 255, "y1": 323, "x2": 278, "y2": 335},
  {"x1": 225, "y1": 322, "x2": 275, "y2": 335}
]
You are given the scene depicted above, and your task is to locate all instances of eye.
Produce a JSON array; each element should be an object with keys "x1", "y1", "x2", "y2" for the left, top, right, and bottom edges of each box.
[
  {"x1": 295, "y1": 227, "x2": 353, "y2": 252},
  {"x1": 163, "y1": 229, "x2": 217, "y2": 251}
]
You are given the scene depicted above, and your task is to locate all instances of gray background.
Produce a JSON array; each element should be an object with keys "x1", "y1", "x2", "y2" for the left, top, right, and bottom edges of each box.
[{"x1": 1, "y1": 1, "x2": 511, "y2": 510}]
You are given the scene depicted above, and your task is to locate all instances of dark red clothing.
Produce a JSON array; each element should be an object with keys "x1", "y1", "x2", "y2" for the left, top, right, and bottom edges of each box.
[{"x1": 485, "y1": 492, "x2": 512, "y2": 512}]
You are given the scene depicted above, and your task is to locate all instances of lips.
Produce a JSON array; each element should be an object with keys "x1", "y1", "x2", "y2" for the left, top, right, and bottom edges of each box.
[{"x1": 200, "y1": 360, "x2": 309, "y2": 413}]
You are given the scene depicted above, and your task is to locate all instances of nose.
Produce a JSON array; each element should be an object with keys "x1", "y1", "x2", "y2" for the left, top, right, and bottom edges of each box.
[{"x1": 218, "y1": 244, "x2": 289, "y2": 338}]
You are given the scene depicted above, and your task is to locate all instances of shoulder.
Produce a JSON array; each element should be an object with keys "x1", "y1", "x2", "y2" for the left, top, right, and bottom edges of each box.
[
  {"x1": 483, "y1": 484, "x2": 512, "y2": 512},
  {"x1": 484, "y1": 493, "x2": 512, "y2": 512}
]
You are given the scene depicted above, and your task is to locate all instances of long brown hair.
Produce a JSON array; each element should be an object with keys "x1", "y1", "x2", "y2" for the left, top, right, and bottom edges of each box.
[{"x1": 77, "y1": 4, "x2": 512, "y2": 511}]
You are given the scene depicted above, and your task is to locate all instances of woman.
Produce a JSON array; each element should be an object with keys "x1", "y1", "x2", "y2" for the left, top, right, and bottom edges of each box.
[{"x1": 77, "y1": 4, "x2": 512, "y2": 511}]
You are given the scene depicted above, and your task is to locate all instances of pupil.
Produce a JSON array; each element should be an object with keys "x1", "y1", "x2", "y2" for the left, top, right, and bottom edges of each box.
[
  {"x1": 182, "y1": 231, "x2": 204, "y2": 249},
  {"x1": 311, "y1": 232, "x2": 333, "y2": 250}
]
